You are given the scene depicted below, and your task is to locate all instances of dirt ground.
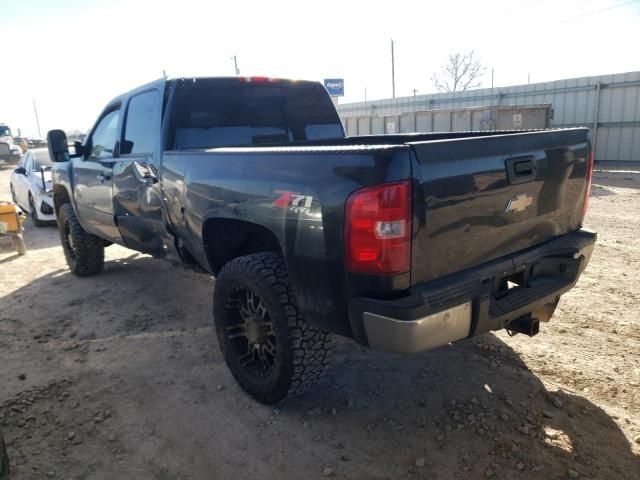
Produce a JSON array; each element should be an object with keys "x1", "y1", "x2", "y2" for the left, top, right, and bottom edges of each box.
[{"x1": 0, "y1": 162, "x2": 639, "y2": 480}]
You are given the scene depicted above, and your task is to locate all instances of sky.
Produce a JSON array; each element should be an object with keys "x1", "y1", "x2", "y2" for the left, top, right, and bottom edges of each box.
[{"x1": 0, "y1": 0, "x2": 639, "y2": 137}]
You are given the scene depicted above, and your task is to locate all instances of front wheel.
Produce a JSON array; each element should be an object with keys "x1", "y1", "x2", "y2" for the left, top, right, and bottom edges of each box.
[
  {"x1": 29, "y1": 194, "x2": 47, "y2": 227},
  {"x1": 213, "y1": 252, "x2": 331, "y2": 404},
  {"x1": 58, "y1": 204, "x2": 105, "y2": 276}
]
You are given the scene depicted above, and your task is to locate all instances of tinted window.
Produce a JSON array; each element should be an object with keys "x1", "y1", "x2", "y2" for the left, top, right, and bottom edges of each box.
[
  {"x1": 90, "y1": 109, "x2": 120, "y2": 159},
  {"x1": 123, "y1": 90, "x2": 160, "y2": 155},
  {"x1": 172, "y1": 80, "x2": 343, "y2": 150}
]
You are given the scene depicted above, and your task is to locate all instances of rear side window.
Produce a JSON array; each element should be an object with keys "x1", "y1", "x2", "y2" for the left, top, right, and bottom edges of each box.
[
  {"x1": 123, "y1": 90, "x2": 160, "y2": 155},
  {"x1": 90, "y1": 109, "x2": 120, "y2": 159},
  {"x1": 171, "y1": 80, "x2": 343, "y2": 150}
]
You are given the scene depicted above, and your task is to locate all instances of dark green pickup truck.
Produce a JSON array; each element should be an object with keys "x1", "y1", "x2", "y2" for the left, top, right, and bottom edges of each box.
[{"x1": 47, "y1": 76, "x2": 595, "y2": 403}]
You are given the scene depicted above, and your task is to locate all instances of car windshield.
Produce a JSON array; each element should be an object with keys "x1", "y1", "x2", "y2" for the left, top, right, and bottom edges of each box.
[
  {"x1": 33, "y1": 152, "x2": 53, "y2": 170},
  {"x1": 171, "y1": 79, "x2": 344, "y2": 150},
  {"x1": 0, "y1": 126, "x2": 11, "y2": 137}
]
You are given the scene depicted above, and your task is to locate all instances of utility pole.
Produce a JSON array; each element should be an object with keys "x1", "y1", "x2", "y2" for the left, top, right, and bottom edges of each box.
[
  {"x1": 391, "y1": 39, "x2": 396, "y2": 98},
  {"x1": 232, "y1": 55, "x2": 240, "y2": 75},
  {"x1": 490, "y1": 69, "x2": 495, "y2": 129},
  {"x1": 412, "y1": 89, "x2": 418, "y2": 97},
  {"x1": 32, "y1": 98, "x2": 41, "y2": 138},
  {"x1": 162, "y1": 69, "x2": 167, "y2": 78},
  {"x1": 364, "y1": 87, "x2": 367, "y2": 105},
  {"x1": 527, "y1": 72, "x2": 531, "y2": 84}
]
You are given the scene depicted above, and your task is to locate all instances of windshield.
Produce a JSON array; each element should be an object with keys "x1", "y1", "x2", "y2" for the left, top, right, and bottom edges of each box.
[
  {"x1": 171, "y1": 79, "x2": 344, "y2": 150},
  {"x1": 32, "y1": 151, "x2": 53, "y2": 170},
  {"x1": 0, "y1": 126, "x2": 11, "y2": 137}
]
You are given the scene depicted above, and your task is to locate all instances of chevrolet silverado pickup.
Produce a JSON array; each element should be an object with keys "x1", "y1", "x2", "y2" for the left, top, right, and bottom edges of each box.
[{"x1": 47, "y1": 76, "x2": 596, "y2": 403}]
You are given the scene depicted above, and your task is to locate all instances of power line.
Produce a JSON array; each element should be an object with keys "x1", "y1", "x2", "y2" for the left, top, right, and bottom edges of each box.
[{"x1": 553, "y1": 0, "x2": 639, "y2": 24}]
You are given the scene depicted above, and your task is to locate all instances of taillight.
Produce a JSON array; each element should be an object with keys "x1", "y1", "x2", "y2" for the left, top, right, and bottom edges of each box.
[
  {"x1": 345, "y1": 180, "x2": 412, "y2": 275},
  {"x1": 582, "y1": 150, "x2": 594, "y2": 217}
]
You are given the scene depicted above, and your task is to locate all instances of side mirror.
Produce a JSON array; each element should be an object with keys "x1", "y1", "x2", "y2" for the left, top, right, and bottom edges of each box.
[
  {"x1": 14, "y1": 167, "x2": 26, "y2": 175},
  {"x1": 47, "y1": 129, "x2": 70, "y2": 162}
]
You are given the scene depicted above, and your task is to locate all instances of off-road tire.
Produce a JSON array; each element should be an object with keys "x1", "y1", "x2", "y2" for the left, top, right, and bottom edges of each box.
[
  {"x1": 29, "y1": 194, "x2": 47, "y2": 227},
  {"x1": 58, "y1": 204, "x2": 104, "y2": 276},
  {"x1": 213, "y1": 252, "x2": 331, "y2": 404},
  {"x1": 12, "y1": 233, "x2": 26, "y2": 255}
]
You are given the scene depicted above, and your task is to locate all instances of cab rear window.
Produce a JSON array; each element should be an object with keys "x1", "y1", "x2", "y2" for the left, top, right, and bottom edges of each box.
[{"x1": 171, "y1": 80, "x2": 343, "y2": 150}]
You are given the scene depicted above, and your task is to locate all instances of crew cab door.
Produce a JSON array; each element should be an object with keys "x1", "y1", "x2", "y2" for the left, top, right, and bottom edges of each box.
[
  {"x1": 73, "y1": 105, "x2": 122, "y2": 242},
  {"x1": 112, "y1": 88, "x2": 171, "y2": 257}
]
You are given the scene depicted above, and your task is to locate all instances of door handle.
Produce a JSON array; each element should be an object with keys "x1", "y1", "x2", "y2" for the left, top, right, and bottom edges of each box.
[
  {"x1": 96, "y1": 172, "x2": 111, "y2": 183},
  {"x1": 132, "y1": 161, "x2": 158, "y2": 185}
]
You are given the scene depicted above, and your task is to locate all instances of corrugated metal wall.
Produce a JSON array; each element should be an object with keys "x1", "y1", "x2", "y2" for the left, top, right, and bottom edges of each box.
[
  {"x1": 344, "y1": 104, "x2": 552, "y2": 136},
  {"x1": 338, "y1": 71, "x2": 640, "y2": 166}
]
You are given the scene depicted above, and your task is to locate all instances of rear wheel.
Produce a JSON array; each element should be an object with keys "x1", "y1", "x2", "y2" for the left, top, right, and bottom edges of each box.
[
  {"x1": 58, "y1": 204, "x2": 104, "y2": 276},
  {"x1": 213, "y1": 252, "x2": 332, "y2": 404},
  {"x1": 29, "y1": 194, "x2": 47, "y2": 227}
]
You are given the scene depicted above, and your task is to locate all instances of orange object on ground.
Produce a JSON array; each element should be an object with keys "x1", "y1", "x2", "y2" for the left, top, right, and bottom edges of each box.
[{"x1": 0, "y1": 201, "x2": 21, "y2": 232}]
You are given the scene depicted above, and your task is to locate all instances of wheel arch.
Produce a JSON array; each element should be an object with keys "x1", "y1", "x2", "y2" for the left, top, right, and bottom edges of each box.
[
  {"x1": 202, "y1": 218, "x2": 284, "y2": 275},
  {"x1": 53, "y1": 184, "x2": 72, "y2": 217}
]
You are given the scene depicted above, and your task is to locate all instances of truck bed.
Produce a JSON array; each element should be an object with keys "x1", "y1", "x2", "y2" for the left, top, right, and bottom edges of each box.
[{"x1": 194, "y1": 127, "x2": 590, "y2": 286}]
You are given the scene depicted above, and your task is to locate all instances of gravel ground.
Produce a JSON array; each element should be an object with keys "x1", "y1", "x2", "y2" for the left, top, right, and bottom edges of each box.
[{"x1": 1, "y1": 163, "x2": 639, "y2": 479}]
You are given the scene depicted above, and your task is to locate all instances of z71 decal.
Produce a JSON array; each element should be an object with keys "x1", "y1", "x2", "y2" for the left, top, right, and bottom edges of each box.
[{"x1": 272, "y1": 191, "x2": 314, "y2": 215}]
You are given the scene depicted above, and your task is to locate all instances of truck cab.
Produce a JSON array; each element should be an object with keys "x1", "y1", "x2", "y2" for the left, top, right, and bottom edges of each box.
[{"x1": 0, "y1": 124, "x2": 23, "y2": 163}]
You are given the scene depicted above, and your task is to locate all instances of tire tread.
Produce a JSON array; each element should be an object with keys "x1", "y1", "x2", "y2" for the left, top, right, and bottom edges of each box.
[
  {"x1": 58, "y1": 204, "x2": 104, "y2": 276},
  {"x1": 216, "y1": 252, "x2": 331, "y2": 402}
]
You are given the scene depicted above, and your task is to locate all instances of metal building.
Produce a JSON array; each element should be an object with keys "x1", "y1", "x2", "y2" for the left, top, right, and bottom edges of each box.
[{"x1": 338, "y1": 71, "x2": 640, "y2": 167}]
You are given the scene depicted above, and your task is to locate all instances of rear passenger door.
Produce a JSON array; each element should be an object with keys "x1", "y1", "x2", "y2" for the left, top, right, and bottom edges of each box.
[{"x1": 113, "y1": 89, "x2": 169, "y2": 256}]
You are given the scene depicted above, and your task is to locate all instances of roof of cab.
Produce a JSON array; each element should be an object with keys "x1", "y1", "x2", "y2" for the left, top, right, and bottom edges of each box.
[{"x1": 104, "y1": 76, "x2": 321, "y2": 108}]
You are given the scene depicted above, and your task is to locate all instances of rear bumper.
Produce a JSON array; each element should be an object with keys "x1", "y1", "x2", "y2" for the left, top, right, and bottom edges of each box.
[{"x1": 348, "y1": 229, "x2": 596, "y2": 354}]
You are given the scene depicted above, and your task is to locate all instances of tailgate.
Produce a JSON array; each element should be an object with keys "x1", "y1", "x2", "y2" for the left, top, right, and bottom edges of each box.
[{"x1": 409, "y1": 128, "x2": 591, "y2": 285}]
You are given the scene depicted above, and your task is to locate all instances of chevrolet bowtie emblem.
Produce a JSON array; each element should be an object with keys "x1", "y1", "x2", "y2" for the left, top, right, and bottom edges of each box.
[{"x1": 506, "y1": 193, "x2": 534, "y2": 213}]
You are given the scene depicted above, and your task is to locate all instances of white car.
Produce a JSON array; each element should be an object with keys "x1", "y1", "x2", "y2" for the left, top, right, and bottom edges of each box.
[{"x1": 9, "y1": 149, "x2": 55, "y2": 226}]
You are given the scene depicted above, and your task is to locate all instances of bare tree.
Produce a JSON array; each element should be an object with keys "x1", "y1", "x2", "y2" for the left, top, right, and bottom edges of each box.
[{"x1": 431, "y1": 51, "x2": 485, "y2": 93}]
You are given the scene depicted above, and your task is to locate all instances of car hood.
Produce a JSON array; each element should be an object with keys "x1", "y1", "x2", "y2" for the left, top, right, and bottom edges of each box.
[{"x1": 31, "y1": 169, "x2": 53, "y2": 191}]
